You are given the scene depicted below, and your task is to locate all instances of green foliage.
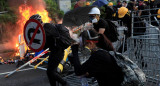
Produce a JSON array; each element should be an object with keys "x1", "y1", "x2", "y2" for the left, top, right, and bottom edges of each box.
[
  {"x1": 44, "y1": 0, "x2": 64, "y2": 21},
  {"x1": 0, "y1": 0, "x2": 17, "y2": 23},
  {"x1": 0, "y1": 13, "x2": 17, "y2": 23},
  {"x1": 0, "y1": 0, "x2": 7, "y2": 11},
  {"x1": 71, "y1": 2, "x2": 76, "y2": 10}
]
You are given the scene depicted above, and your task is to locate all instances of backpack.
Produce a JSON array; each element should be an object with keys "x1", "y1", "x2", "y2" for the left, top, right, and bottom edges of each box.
[
  {"x1": 43, "y1": 23, "x2": 73, "y2": 50},
  {"x1": 109, "y1": 51, "x2": 146, "y2": 86},
  {"x1": 105, "y1": 19, "x2": 119, "y2": 42}
]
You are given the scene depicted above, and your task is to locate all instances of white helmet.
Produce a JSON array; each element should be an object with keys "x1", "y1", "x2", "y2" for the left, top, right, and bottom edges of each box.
[{"x1": 88, "y1": 7, "x2": 100, "y2": 15}]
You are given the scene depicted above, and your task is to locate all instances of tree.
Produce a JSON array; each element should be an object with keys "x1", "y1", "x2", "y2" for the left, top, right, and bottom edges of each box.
[{"x1": 44, "y1": 0, "x2": 64, "y2": 23}]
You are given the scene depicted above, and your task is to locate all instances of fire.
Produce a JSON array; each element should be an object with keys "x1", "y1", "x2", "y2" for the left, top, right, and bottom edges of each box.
[
  {"x1": 16, "y1": 43, "x2": 19, "y2": 48},
  {"x1": 15, "y1": 2, "x2": 51, "y2": 56},
  {"x1": 18, "y1": 4, "x2": 51, "y2": 25},
  {"x1": 16, "y1": 53, "x2": 20, "y2": 56}
]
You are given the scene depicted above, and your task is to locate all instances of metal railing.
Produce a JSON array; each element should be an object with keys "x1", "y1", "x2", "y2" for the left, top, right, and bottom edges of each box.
[
  {"x1": 131, "y1": 8, "x2": 160, "y2": 37},
  {"x1": 127, "y1": 34, "x2": 160, "y2": 86}
]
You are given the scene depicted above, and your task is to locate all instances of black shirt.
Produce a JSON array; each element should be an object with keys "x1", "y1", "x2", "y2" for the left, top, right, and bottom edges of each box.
[
  {"x1": 93, "y1": 18, "x2": 118, "y2": 42},
  {"x1": 71, "y1": 45, "x2": 124, "y2": 86}
]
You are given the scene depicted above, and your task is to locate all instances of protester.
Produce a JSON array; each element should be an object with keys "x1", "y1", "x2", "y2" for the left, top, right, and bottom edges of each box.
[
  {"x1": 74, "y1": 0, "x2": 85, "y2": 9},
  {"x1": 122, "y1": 1, "x2": 132, "y2": 10},
  {"x1": 117, "y1": 7, "x2": 146, "y2": 53},
  {"x1": 138, "y1": 0, "x2": 149, "y2": 17},
  {"x1": 103, "y1": 2, "x2": 116, "y2": 20},
  {"x1": 88, "y1": 7, "x2": 119, "y2": 42},
  {"x1": 150, "y1": 0, "x2": 155, "y2": 9},
  {"x1": 108, "y1": 2, "x2": 113, "y2": 7},
  {"x1": 70, "y1": 29, "x2": 124, "y2": 86},
  {"x1": 74, "y1": 1, "x2": 80, "y2": 9},
  {"x1": 116, "y1": 1, "x2": 122, "y2": 9},
  {"x1": 29, "y1": 14, "x2": 73, "y2": 86},
  {"x1": 128, "y1": 0, "x2": 137, "y2": 11}
]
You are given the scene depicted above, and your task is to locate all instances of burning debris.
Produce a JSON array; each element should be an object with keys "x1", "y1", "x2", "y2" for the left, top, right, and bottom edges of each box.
[{"x1": 0, "y1": 0, "x2": 51, "y2": 60}]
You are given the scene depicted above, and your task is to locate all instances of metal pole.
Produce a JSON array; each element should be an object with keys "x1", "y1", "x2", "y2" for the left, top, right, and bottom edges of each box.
[
  {"x1": 5, "y1": 48, "x2": 49, "y2": 78},
  {"x1": 131, "y1": 11, "x2": 134, "y2": 38},
  {"x1": 149, "y1": 0, "x2": 151, "y2": 25}
]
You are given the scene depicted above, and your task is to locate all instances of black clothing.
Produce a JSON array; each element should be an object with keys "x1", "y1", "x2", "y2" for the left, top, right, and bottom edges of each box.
[
  {"x1": 44, "y1": 23, "x2": 72, "y2": 86},
  {"x1": 93, "y1": 18, "x2": 118, "y2": 42},
  {"x1": 157, "y1": 3, "x2": 160, "y2": 8},
  {"x1": 71, "y1": 45, "x2": 124, "y2": 86},
  {"x1": 119, "y1": 14, "x2": 132, "y2": 37},
  {"x1": 138, "y1": 4, "x2": 149, "y2": 17},
  {"x1": 118, "y1": 14, "x2": 146, "y2": 53},
  {"x1": 116, "y1": 4, "x2": 122, "y2": 9},
  {"x1": 127, "y1": 2, "x2": 134, "y2": 11},
  {"x1": 104, "y1": 5, "x2": 116, "y2": 20},
  {"x1": 44, "y1": 24, "x2": 73, "y2": 50},
  {"x1": 47, "y1": 46, "x2": 67, "y2": 86}
]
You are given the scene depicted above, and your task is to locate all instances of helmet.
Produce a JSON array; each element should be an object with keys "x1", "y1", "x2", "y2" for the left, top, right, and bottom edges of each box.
[
  {"x1": 88, "y1": 7, "x2": 100, "y2": 15},
  {"x1": 86, "y1": 2, "x2": 90, "y2": 6},
  {"x1": 118, "y1": 7, "x2": 128, "y2": 18},
  {"x1": 144, "y1": 0, "x2": 148, "y2": 1},
  {"x1": 29, "y1": 14, "x2": 43, "y2": 24},
  {"x1": 108, "y1": 2, "x2": 113, "y2": 6},
  {"x1": 157, "y1": 9, "x2": 160, "y2": 18}
]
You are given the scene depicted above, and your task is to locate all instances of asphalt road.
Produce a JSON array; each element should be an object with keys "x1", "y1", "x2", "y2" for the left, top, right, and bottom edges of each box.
[{"x1": 0, "y1": 64, "x2": 50, "y2": 86}]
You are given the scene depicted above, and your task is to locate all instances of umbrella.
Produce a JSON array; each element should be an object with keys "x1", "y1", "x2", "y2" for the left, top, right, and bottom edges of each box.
[
  {"x1": 92, "y1": 0, "x2": 108, "y2": 7},
  {"x1": 62, "y1": 6, "x2": 95, "y2": 27}
]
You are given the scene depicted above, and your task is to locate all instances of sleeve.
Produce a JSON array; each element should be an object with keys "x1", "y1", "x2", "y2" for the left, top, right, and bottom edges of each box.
[
  {"x1": 71, "y1": 45, "x2": 95, "y2": 76},
  {"x1": 98, "y1": 19, "x2": 107, "y2": 29}
]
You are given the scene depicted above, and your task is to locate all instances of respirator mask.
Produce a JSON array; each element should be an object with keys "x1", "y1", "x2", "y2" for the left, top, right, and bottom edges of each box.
[{"x1": 89, "y1": 15, "x2": 98, "y2": 23}]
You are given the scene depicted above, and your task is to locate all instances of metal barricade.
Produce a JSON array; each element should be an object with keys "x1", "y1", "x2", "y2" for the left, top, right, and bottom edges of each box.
[
  {"x1": 131, "y1": 8, "x2": 160, "y2": 37},
  {"x1": 127, "y1": 34, "x2": 160, "y2": 86}
]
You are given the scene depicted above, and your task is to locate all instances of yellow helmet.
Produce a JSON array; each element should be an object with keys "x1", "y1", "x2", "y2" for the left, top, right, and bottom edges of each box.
[
  {"x1": 108, "y1": 2, "x2": 113, "y2": 6},
  {"x1": 144, "y1": 0, "x2": 148, "y2": 1},
  {"x1": 118, "y1": 7, "x2": 128, "y2": 18},
  {"x1": 157, "y1": 9, "x2": 160, "y2": 18},
  {"x1": 86, "y1": 2, "x2": 90, "y2": 6}
]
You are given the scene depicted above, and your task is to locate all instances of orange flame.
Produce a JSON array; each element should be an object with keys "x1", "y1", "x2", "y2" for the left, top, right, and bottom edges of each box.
[
  {"x1": 15, "y1": 3, "x2": 51, "y2": 56},
  {"x1": 16, "y1": 43, "x2": 19, "y2": 48},
  {"x1": 16, "y1": 53, "x2": 20, "y2": 56}
]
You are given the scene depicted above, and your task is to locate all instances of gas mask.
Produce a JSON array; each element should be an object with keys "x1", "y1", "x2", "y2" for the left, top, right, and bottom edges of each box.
[
  {"x1": 89, "y1": 15, "x2": 98, "y2": 23},
  {"x1": 91, "y1": 18, "x2": 98, "y2": 23}
]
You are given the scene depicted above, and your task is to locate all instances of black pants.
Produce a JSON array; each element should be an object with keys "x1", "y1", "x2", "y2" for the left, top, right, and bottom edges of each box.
[{"x1": 47, "y1": 48, "x2": 67, "y2": 86}]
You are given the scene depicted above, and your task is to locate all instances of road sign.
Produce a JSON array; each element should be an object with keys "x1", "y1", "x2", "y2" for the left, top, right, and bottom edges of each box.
[{"x1": 24, "y1": 19, "x2": 45, "y2": 52}]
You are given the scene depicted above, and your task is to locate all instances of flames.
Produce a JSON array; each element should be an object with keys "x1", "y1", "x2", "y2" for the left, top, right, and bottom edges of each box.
[
  {"x1": 15, "y1": 2, "x2": 51, "y2": 56},
  {"x1": 15, "y1": 43, "x2": 20, "y2": 56},
  {"x1": 18, "y1": 4, "x2": 51, "y2": 25}
]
